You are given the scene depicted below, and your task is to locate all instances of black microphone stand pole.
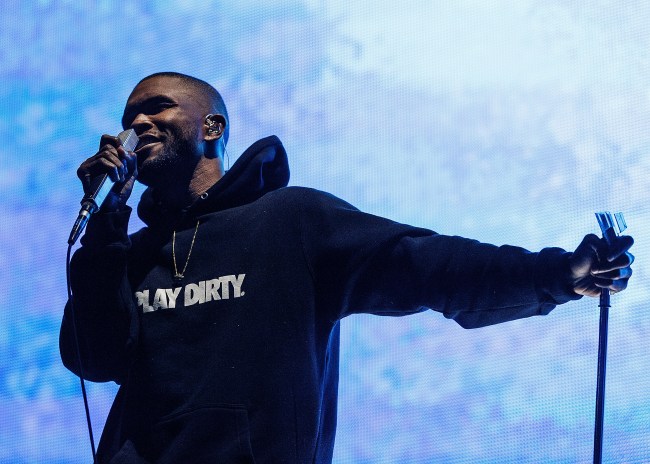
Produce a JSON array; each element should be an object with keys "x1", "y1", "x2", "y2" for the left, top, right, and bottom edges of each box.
[
  {"x1": 592, "y1": 287, "x2": 609, "y2": 464},
  {"x1": 592, "y1": 211, "x2": 625, "y2": 464}
]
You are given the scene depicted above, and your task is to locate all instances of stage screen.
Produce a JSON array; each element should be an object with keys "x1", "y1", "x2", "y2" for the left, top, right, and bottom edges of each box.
[{"x1": 1, "y1": 1, "x2": 648, "y2": 462}]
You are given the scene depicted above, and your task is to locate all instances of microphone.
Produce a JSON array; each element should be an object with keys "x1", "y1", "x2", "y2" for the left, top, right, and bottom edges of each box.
[{"x1": 68, "y1": 129, "x2": 139, "y2": 245}]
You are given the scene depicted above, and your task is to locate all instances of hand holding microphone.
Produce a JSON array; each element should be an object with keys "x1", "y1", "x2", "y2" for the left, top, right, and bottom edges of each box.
[{"x1": 68, "y1": 129, "x2": 139, "y2": 244}]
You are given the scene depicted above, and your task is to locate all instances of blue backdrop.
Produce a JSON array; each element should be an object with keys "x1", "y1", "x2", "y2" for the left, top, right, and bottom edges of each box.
[{"x1": 1, "y1": 1, "x2": 648, "y2": 462}]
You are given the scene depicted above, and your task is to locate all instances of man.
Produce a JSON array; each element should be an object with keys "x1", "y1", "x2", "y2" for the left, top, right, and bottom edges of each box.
[{"x1": 60, "y1": 72, "x2": 634, "y2": 464}]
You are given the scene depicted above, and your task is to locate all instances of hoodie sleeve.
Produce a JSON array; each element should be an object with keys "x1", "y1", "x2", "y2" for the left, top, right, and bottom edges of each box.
[
  {"x1": 297, "y1": 188, "x2": 581, "y2": 328},
  {"x1": 59, "y1": 208, "x2": 139, "y2": 383}
]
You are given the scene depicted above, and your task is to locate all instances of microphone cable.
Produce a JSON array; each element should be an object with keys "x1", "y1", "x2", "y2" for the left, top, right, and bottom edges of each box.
[{"x1": 66, "y1": 243, "x2": 98, "y2": 463}]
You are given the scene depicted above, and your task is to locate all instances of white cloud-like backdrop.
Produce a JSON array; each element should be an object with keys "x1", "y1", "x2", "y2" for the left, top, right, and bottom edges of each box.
[{"x1": 1, "y1": 1, "x2": 648, "y2": 462}]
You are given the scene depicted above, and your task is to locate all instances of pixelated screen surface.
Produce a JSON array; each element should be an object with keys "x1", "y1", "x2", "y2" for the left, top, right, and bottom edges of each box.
[{"x1": 1, "y1": 1, "x2": 648, "y2": 462}]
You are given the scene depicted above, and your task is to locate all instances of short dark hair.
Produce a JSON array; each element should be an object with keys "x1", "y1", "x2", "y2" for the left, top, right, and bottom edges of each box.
[{"x1": 138, "y1": 72, "x2": 230, "y2": 145}]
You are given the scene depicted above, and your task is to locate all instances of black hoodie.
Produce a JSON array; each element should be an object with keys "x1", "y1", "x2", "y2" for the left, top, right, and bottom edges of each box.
[{"x1": 60, "y1": 135, "x2": 580, "y2": 463}]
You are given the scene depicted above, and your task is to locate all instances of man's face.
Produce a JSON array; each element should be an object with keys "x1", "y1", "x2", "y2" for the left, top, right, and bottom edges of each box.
[{"x1": 121, "y1": 76, "x2": 208, "y2": 186}]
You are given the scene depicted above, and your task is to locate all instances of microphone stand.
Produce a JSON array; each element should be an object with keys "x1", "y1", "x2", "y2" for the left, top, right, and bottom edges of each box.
[
  {"x1": 592, "y1": 212, "x2": 626, "y2": 464},
  {"x1": 592, "y1": 288, "x2": 609, "y2": 464}
]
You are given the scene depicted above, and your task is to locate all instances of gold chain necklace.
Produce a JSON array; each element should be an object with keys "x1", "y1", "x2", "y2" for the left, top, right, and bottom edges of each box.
[{"x1": 172, "y1": 220, "x2": 200, "y2": 283}]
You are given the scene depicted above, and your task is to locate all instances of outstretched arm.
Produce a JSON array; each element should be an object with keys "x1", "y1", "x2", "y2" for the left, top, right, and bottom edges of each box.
[{"x1": 296, "y1": 188, "x2": 604, "y2": 328}]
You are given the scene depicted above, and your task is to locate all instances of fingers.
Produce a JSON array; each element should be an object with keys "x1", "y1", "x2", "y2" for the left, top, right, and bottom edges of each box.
[
  {"x1": 593, "y1": 265, "x2": 633, "y2": 280},
  {"x1": 77, "y1": 135, "x2": 136, "y2": 186},
  {"x1": 97, "y1": 134, "x2": 127, "y2": 181},
  {"x1": 576, "y1": 233, "x2": 633, "y2": 262},
  {"x1": 592, "y1": 241, "x2": 633, "y2": 294},
  {"x1": 574, "y1": 234, "x2": 634, "y2": 272},
  {"x1": 570, "y1": 232, "x2": 634, "y2": 298},
  {"x1": 605, "y1": 235, "x2": 634, "y2": 261},
  {"x1": 575, "y1": 272, "x2": 630, "y2": 296},
  {"x1": 122, "y1": 149, "x2": 138, "y2": 181},
  {"x1": 95, "y1": 147, "x2": 126, "y2": 182},
  {"x1": 77, "y1": 148, "x2": 122, "y2": 183},
  {"x1": 98, "y1": 134, "x2": 120, "y2": 149},
  {"x1": 594, "y1": 251, "x2": 634, "y2": 273},
  {"x1": 593, "y1": 274, "x2": 631, "y2": 293}
]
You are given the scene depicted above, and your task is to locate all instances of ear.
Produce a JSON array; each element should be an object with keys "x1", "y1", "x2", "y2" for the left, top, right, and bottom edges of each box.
[{"x1": 204, "y1": 113, "x2": 227, "y2": 142}]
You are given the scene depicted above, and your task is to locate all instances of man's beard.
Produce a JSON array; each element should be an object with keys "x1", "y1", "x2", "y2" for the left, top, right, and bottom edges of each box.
[{"x1": 137, "y1": 126, "x2": 199, "y2": 187}]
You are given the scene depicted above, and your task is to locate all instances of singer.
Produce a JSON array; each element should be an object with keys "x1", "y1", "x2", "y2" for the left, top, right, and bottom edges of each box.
[{"x1": 60, "y1": 72, "x2": 634, "y2": 463}]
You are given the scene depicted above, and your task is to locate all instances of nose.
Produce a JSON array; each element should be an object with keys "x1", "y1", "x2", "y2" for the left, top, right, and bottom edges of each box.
[{"x1": 129, "y1": 113, "x2": 154, "y2": 134}]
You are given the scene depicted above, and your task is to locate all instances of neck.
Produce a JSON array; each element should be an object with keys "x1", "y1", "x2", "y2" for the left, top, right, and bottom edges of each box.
[
  {"x1": 188, "y1": 158, "x2": 225, "y2": 200},
  {"x1": 155, "y1": 156, "x2": 225, "y2": 212}
]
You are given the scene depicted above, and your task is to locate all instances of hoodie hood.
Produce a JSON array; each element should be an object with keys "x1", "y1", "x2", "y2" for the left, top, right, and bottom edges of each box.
[{"x1": 137, "y1": 135, "x2": 289, "y2": 229}]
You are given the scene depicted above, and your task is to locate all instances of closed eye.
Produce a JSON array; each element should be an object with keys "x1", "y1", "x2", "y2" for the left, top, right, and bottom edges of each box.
[
  {"x1": 149, "y1": 101, "x2": 175, "y2": 113},
  {"x1": 122, "y1": 97, "x2": 177, "y2": 128}
]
